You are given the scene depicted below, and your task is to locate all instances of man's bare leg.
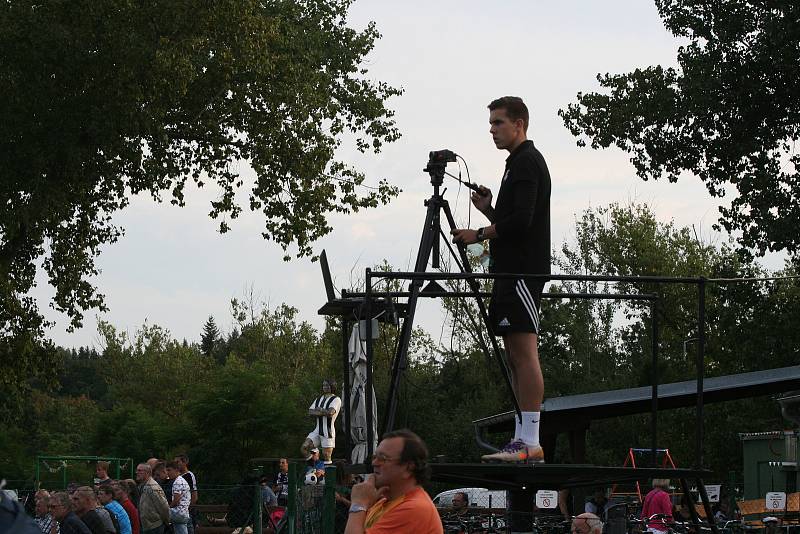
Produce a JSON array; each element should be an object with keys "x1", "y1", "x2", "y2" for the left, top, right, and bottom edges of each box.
[
  {"x1": 483, "y1": 332, "x2": 544, "y2": 462},
  {"x1": 301, "y1": 438, "x2": 315, "y2": 458},
  {"x1": 505, "y1": 332, "x2": 543, "y2": 411}
]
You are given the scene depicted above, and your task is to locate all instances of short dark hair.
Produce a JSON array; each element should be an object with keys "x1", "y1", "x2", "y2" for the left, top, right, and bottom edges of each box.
[
  {"x1": 165, "y1": 460, "x2": 180, "y2": 470},
  {"x1": 324, "y1": 379, "x2": 338, "y2": 395},
  {"x1": 175, "y1": 453, "x2": 189, "y2": 464},
  {"x1": 454, "y1": 491, "x2": 469, "y2": 504},
  {"x1": 97, "y1": 485, "x2": 114, "y2": 497},
  {"x1": 381, "y1": 428, "x2": 430, "y2": 485},
  {"x1": 488, "y1": 96, "x2": 529, "y2": 132}
]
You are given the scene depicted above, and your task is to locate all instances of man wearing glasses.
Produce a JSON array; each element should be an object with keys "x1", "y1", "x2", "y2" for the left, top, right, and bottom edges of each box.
[
  {"x1": 49, "y1": 491, "x2": 92, "y2": 534},
  {"x1": 344, "y1": 429, "x2": 442, "y2": 534}
]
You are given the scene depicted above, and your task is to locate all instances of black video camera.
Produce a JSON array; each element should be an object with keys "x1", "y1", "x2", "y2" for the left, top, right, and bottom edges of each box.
[{"x1": 427, "y1": 149, "x2": 457, "y2": 165}]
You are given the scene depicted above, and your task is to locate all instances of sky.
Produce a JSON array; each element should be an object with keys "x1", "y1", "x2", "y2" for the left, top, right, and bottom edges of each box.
[{"x1": 32, "y1": 0, "x2": 782, "y2": 349}]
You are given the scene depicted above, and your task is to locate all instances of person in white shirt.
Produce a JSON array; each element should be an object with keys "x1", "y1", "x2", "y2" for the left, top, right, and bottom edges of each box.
[
  {"x1": 165, "y1": 461, "x2": 190, "y2": 534},
  {"x1": 301, "y1": 379, "x2": 342, "y2": 464}
]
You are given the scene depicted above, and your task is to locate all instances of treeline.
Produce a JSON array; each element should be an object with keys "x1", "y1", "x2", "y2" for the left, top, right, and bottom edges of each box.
[{"x1": 1, "y1": 203, "x2": 798, "y2": 487}]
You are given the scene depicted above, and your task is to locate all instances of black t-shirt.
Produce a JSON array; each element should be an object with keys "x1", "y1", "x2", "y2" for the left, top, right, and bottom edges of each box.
[
  {"x1": 59, "y1": 512, "x2": 93, "y2": 534},
  {"x1": 489, "y1": 140, "x2": 551, "y2": 276},
  {"x1": 77, "y1": 509, "x2": 108, "y2": 534}
]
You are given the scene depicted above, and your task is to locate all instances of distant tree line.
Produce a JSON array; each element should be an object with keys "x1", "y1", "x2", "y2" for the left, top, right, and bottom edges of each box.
[{"x1": 1, "y1": 203, "x2": 797, "y2": 488}]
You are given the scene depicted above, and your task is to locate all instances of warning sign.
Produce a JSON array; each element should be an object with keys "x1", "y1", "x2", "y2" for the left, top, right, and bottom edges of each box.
[
  {"x1": 536, "y1": 490, "x2": 559, "y2": 509},
  {"x1": 765, "y1": 492, "x2": 786, "y2": 511}
]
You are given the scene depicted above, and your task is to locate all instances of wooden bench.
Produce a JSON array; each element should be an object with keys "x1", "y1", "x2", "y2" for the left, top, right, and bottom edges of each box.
[{"x1": 737, "y1": 493, "x2": 800, "y2": 525}]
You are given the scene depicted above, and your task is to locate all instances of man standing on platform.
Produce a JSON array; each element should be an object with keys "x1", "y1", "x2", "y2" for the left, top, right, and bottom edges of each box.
[
  {"x1": 344, "y1": 429, "x2": 442, "y2": 534},
  {"x1": 452, "y1": 95, "x2": 551, "y2": 463}
]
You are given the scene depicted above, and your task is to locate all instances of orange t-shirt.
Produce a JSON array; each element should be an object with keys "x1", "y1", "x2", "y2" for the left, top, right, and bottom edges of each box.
[{"x1": 364, "y1": 486, "x2": 443, "y2": 534}]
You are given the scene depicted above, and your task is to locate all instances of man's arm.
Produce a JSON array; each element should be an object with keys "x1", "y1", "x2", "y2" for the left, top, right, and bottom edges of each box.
[
  {"x1": 471, "y1": 185, "x2": 495, "y2": 222},
  {"x1": 186, "y1": 473, "x2": 198, "y2": 505},
  {"x1": 152, "y1": 487, "x2": 171, "y2": 524},
  {"x1": 344, "y1": 476, "x2": 385, "y2": 534}
]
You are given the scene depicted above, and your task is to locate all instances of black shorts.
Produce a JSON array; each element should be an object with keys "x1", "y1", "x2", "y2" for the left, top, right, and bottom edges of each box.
[{"x1": 488, "y1": 278, "x2": 544, "y2": 336}]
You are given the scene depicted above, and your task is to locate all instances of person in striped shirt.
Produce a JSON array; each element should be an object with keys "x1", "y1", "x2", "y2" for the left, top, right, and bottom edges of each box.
[{"x1": 301, "y1": 379, "x2": 342, "y2": 464}]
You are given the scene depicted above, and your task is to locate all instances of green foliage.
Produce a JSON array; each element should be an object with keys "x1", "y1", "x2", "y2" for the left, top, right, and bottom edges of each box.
[
  {"x1": 58, "y1": 347, "x2": 107, "y2": 402},
  {"x1": 559, "y1": 0, "x2": 800, "y2": 257},
  {"x1": 92, "y1": 403, "x2": 175, "y2": 462},
  {"x1": 185, "y1": 358, "x2": 310, "y2": 482},
  {"x1": 2, "y1": 215, "x2": 797, "y2": 484},
  {"x1": 99, "y1": 321, "x2": 211, "y2": 420},
  {"x1": 25, "y1": 391, "x2": 101, "y2": 457},
  {"x1": 0, "y1": 0, "x2": 402, "y2": 398},
  {"x1": 201, "y1": 316, "x2": 220, "y2": 360},
  {"x1": 0, "y1": 335, "x2": 59, "y2": 422}
]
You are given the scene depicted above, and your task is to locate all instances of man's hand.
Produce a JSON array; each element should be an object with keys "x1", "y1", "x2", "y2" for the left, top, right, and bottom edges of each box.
[
  {"x1": 350, "y1": 474, "x2": 388, "y2": 509},
  {"x1": 471, "y1": 185, "x2": 492, "y2": 212},
  {"x1": 451, "y1": 228, "x2": 479, "y2": 245}
]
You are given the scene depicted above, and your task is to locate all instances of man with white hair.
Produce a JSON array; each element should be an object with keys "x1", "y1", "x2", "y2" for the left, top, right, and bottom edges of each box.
[
  {"x1": 571, "y1": 512, "x2": 603, "y2": 534},
  {"x1": 135, "y1": 463, "x2": 170, "y2": 534}
]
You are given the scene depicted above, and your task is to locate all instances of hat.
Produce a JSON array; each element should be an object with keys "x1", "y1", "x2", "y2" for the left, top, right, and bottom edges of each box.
[{"x1": 763, "y1": 517, "x2": 779, "y2": 524}]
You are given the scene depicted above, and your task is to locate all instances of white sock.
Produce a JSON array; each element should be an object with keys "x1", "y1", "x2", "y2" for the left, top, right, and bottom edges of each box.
[{"x1": 520, "y1": 411, "x2": 540, "y2": 447}]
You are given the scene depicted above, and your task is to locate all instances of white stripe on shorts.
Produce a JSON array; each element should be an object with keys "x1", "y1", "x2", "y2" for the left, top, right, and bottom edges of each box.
[{"x1": 516, "y1": 280, "x2": 540, "y2": 332}]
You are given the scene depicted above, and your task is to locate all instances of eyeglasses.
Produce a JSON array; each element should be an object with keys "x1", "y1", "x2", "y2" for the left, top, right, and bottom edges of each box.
[{"x1": 371, "y1": 452, "x2": 402, "y2": 464}]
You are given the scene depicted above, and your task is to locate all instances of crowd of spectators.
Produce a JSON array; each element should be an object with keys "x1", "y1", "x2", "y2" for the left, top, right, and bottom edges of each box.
[{"x1": 25, "y1": 456, "x2": 199, "y2": 534}]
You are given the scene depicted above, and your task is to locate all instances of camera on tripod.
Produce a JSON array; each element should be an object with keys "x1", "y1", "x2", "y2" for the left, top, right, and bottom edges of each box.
[
  {"x1": 424, "y1": 149, "x2": 457, "y2": 186},
  {"x1": 427, "y1": 149, "x2": 457, "y2": 165}
]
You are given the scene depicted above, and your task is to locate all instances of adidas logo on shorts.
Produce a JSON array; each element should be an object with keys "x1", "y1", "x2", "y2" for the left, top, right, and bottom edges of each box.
[{"x1": 499, "y1": 318, "x2": 511, "y2": 327}]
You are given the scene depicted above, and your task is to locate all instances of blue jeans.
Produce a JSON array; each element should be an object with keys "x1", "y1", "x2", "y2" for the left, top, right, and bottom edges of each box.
[{"x1": 170, "y1": 510, "x2": 189, "y2": 534}]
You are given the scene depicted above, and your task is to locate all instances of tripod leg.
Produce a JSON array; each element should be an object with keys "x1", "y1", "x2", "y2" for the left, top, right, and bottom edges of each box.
[
  {"x1": 440, "y1": 200, "x2": 522, "y2": 423},
  {"x1": 383, "y1": 195, "x2": 440, "y2": 432}
]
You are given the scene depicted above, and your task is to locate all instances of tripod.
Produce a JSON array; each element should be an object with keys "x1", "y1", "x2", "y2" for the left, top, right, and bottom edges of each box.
[{"x1": 382, "y1": 151, "x2": 522, "y2": 432}]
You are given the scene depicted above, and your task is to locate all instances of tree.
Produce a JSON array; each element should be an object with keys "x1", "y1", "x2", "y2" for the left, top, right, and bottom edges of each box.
[
  {"x1": 550, "y1": 202, "x2": 795, "y2": 475},
  {"x1": 201, "y1": 316, "x2": 220, "y2": 359},
  {"x1": 0, "y1": 0, "x2": 401, "y2": 345},
  {"x1": 559, "y1": 0, "x2": 800, "y2": 257}
]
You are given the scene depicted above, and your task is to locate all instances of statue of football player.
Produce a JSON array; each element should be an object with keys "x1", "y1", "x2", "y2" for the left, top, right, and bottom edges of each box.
[{"x1": 300, "y1": 379, "x2": 341, "y2": 464}]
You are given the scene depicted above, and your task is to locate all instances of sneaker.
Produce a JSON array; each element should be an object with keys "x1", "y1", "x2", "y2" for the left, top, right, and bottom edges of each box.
[{"x1": 481, "y1": 440, "x2": 545, "y2": 463}]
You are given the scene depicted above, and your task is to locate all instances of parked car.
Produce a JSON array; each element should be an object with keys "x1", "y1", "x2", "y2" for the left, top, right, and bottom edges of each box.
[{"x1": 433, "y1": 487, "x2": 507, "y2": 510}]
